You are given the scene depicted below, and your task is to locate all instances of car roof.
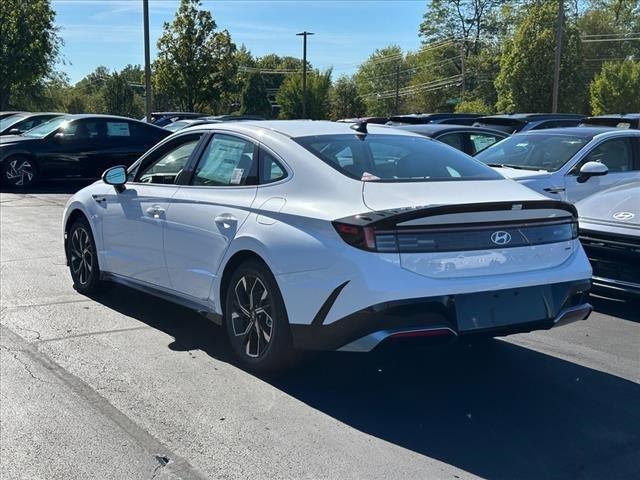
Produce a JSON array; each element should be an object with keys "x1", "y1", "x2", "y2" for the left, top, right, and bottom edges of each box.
[
  {"x1": 513, "y1": 126, "x2": 638, "y2": 138},
  {"x1": 61, "y1": 113, "x2": 153, "y2": 123},
  {"x1": 184, "y1": 120, "x2": 419, "y2": 138},
  {"x1": 394, "y1": 123, "x2": 507, "y2": 136},
  {"x1": 478, "y1": 113, "x2": 584, "y2": 121}
]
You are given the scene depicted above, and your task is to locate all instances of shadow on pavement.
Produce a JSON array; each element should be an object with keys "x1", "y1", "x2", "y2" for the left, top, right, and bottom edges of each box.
[
  {"x1": 0, "y1": 179, "x2": 92, "y2": 195},
  {"x1": 91, "y1": 284, "x2": 640, "y2": 480},
  {"x1": 590, "y1": 294, "x2": 640, "y2": 323}
]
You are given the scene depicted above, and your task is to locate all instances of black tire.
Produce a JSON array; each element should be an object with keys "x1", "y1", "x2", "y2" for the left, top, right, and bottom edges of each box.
[
  {"x1": 67, "y1": 217, "x2": 102, "y2": 294},
  {"x1": 224, "y1": 259, "x2": 296, "y2": 373},
  {"x1": 1, "y1": 156, "x2": 37, "y2": 188}
]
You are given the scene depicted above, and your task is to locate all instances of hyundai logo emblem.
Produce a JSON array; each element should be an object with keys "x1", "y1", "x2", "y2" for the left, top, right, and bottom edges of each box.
[
  {"x1": 491, "y1": 231, "x2": 512, "y2": 245},
  {"x1": 613, "y1": 211, "x2": 634, "y2": 221}
]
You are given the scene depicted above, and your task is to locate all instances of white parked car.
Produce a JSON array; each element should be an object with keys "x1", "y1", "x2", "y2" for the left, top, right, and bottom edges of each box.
[
  {"x1": 475, "y1": 127, "x2": 640, "y2": 203},
  {"x1": 63, "y1": 121, "x2": 593, "y2": 371}
]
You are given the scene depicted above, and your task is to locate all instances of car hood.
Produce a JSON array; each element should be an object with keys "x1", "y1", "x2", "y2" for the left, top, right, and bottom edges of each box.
[
  {"x1": 0, "y1": 135, "x2": 40, "y2": 146},
  {"x1": 362, "y1": 178, "x2": 544, "y2": 211},
  {"x1": 577, "y1": 183, "x2": 640, "y2": 232},
  {"x1": 492, "y1": 167, "x2": 552, "y2": 181}
]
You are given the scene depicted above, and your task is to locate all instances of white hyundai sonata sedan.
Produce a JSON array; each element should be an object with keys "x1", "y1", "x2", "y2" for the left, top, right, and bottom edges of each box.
[{"x1": 63, "y1": 120, "x2": 593, "y2": 371}]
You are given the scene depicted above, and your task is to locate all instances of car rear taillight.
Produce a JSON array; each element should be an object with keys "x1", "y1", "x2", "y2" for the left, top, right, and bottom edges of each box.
[{"x1": 333, "y1": 222, "x2": 377, "y2": 250}]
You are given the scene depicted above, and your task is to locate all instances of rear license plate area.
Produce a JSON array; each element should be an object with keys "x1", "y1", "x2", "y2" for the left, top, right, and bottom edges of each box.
[{"x1": 455, "y1": 287, "x2": 548, "y2": 331}]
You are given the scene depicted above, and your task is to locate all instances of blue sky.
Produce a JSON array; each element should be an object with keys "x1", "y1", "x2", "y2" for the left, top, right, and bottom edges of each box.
[{"x1": 51, "y1": 0, "x2": 425, "y2": 84}]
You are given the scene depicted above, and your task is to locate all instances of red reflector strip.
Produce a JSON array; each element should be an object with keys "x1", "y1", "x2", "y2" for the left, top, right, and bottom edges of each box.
[{"x1": 390, "y1": 328, "x2": 453, "y2": 339}]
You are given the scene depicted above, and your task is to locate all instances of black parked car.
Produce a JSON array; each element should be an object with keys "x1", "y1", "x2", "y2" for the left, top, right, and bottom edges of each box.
[
  {"x1": 0, "y1": 112, "x2": 64, "y2": 136},
  {"x1": 394, "y1": 124, "x2": 509, "y2": 155},
  {"x1": 472, "y1": 113, "x2": 585, "y2": 134},
  {"x1": 0, "y1": 114, "x2": 169, "y2": 188},
  {"x1": 579, "y1": 113, "x2": 640, "y2": 129}
]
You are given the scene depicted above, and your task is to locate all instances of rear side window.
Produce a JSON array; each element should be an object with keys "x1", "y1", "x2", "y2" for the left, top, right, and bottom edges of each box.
[
  {"x1": 259, "y1": 149, "x2": 287, "y2": 184},
  {"x1": 437, "y1": 132, "x2": 465, "y2": 151},
  {"x1": 192, "y1": 134, "x2": 257, "y2": 186},
  {"x1": 295, "y1": 134, "x2": 501, "y2": 182},
  {"x1": 582, "y1": 138, "x2": 635, "y2": 172},
  {"x1": 469, "y1": 133, "x2": 503, "y2": 154}
]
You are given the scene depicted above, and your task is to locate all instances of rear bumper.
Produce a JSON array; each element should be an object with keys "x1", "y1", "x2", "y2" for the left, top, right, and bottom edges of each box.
[{"x1": 290, "y1": 279, "x2": 592, "y2": 351}]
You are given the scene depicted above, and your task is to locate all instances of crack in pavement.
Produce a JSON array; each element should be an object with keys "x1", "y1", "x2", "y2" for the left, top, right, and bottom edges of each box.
[
  {"x1": 36, "y1": 325, "x2": 151, "y2": 344},
  {"x1": 0, "y1": 325, "x2": 208, "y2": 480},
  {"x1": 2, "y1": 298, "x2": 93, "y2": 311},
  {"x1": 0, "y1": 343, "x2": 53, "y2": 384}
]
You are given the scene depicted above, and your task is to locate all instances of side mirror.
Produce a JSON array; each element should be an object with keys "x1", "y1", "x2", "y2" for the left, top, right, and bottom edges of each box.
[
  {"x1": 577, "y1": 161, "x2": 608, "y2": 183},
  {"x1": 53, "y1": 132, "x2": 66, "y2": 143},
  {"x1": 102, "y1": 165, "x2": 127, "y2": 192},
  {"x1": 8, "y1": 128, "x2": 22, "y2": 135}
]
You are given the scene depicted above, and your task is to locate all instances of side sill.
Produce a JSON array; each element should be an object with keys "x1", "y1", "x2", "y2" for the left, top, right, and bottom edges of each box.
[{"x1": 100, "y1": 272, "x2": 222, "y2": 325}]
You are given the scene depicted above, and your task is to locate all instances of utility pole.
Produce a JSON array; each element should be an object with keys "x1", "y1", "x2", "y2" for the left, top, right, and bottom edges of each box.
[
  {"x1": 460, "y1": 39, "x2": 466, "y2": 96},
  {"x1": 552, "y1": 0, "x2": 564, "y2": 113},
  {"x1": 296, "y1": 31, "x2": 314, "y2": 119},
  {"x1": 394, "y1": 63, "x2": 400, "y2": 114},
  {"x1": 143, "y1": 0, "x2": 152, "y2": 122}
]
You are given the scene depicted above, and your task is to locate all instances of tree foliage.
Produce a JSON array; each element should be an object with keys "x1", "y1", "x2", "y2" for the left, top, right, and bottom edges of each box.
[
  {"x1": 495, "y1": 1, "x2": 587, "y2": 113},
  {"x1": 0, "y1": 0, "x2": 61, "y2": 109},
  {"x1": 153, "y1": 0, "x2": 237, "y2": 112},
  {"x1": 330, "y1": 75, "x2": 365, "y2": 120},
  {"x1": 590, "y1": 60, "x2": 640, "y2": 114},
  {"x1": 240, "y1": 73, "x2": 272, "y2": 118},
  {"x1": 276, "y1": 70, "x2": 332, "y2": 119},
  {"x1": 355, "y1": 45, "x2": 410, "y2": 116}
]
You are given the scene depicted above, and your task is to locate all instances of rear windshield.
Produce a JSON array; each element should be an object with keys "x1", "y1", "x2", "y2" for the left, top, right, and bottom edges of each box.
[
  {"x1": 294, "y1": 134, "x2": 502, "y2": 182},
  {"x1": 580, "y1": 118, "x2": 633, "y2": 129},
  {"x1": 473, "y1": 118, "x2": 525, "y2": 134},
  {"x1": 475, "y1": 134, "x2": 590, "y2": 171}
]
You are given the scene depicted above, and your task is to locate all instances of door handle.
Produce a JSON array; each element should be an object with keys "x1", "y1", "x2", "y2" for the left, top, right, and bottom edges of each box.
[
  {"x1": 146, "y1": 205, "x2": 165, "y2": 219},
  {"x1": 214, "y1": 214, "x2": 237, "y2": 228}
]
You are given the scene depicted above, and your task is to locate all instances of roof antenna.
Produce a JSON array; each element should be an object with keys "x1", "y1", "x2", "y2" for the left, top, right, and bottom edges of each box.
[{"x1": 350, "y1": 121, "x2": 368, "y2": 136}]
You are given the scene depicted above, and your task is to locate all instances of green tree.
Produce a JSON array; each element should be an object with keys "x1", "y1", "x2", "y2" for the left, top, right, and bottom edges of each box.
[
  {"x1": 153, "y1": 0, "x2": 237, "y2": 112},
  {"x1": 102, "y1": 72, "x2": 142, "y2": 118},
  {"x1": 455, "y1": 97, "x2": 492, "y2": 114},
  {"x1": 330, "y1": 75, "x2": 365, "y2": 120},
  {"x1": 590, "y1": 60, "x2": 640, "y2": 114},
  {"x1": 239, "y1": 73, "x2": 272, "y2": 118},
  {"x1": 0, "y1": 0, "x2": 61, "y2": 109},
  {"x1": 276, "y1": 70, "x2": 332, "y2": 119},
  {"x1": 355, "y1": 45, "x2": 410, "y2": 116},
  {"x1": 495, "y1": 1, "x2": 587, "y2": 113}
]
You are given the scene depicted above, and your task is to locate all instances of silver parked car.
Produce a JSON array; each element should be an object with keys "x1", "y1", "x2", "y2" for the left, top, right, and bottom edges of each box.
[
  {"x1": 475, "y1": 127, "x2": 640, "y2": 203},
  {"x1": 577, "y1": 182, "x2": 640, "y2": 296}
]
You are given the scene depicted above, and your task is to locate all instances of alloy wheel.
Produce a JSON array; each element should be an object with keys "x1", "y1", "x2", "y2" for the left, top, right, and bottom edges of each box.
[
  {"x1": 5, "y1": 159, "x2": 34, "y2": 186},
  {"x1": 70, "y1": 227, "x2": 94, "y2": 285},
  {"x1": 230, "y1": 275, "x2": 274, "y2": 358}
]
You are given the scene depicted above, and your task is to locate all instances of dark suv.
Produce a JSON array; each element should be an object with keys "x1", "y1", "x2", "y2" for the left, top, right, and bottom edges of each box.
[{"x1": 473, "y1": 113, "x2": 585, "y2": 134}]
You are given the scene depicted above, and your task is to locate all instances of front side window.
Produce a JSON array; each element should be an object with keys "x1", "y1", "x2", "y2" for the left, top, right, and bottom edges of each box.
[
  {"x1": 437, "y1": 133, "x2": 465, "y2": 151},
  {"x1": 192, "y1": 134, "x2": 257, "y2": 186},
  {"x1": 295, "y1": 134, "x2": 501, "y2": 182},
  {"x1": 136, "y1": 137, "x2": 201, "y2": 184},
  {"x1": 581, "y1": 138, "x2": 635, "y2": 173},
  {"x1": 62, "y1": 119, "x2": 103, "y2": 140},
  {"x1": 475, "y1": 134, "x2": 590, "y2": 171}
]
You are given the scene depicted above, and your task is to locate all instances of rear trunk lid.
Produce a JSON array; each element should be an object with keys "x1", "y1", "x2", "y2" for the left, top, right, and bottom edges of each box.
[{"x1": 341, "y1": 190, "x2": 579, "y2": 279}]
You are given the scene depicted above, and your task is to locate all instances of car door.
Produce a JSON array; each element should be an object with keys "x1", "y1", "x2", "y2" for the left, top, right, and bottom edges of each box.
[
  {"x1": 99, "y1": 133, "x2": 205, "y2": 289},
  {"x1": 564, "y1": 136, "x2": 640, "y2": 203},
  {"x1": 38, "y1": 118, "x2": 110, "y2": 179},
  {"x1": 163, "y1": 133, "x2": 259, "y2": 300}
]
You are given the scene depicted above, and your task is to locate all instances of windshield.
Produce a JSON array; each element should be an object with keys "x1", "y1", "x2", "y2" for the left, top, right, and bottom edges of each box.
[
  {"x1": 0, "y1": 114, "x2": 26, "y2": 131},
  {"x1": 295, "y1": 134, "x2": 502, "y2": 182},
  {"x1": 22, "y1": 117, "x2": 71, "y2": 138},
  {"x1": 475, "y1": 134, "x2": 590, "y2": 171}
]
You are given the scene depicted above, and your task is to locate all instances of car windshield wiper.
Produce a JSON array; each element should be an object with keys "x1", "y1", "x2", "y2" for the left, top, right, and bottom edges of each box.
[{"x1": 486, "y1": 163, "x2": 543, "y2": 171}]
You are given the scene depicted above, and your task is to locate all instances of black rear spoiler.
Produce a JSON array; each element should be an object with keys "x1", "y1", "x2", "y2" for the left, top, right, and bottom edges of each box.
[{"x1": 335, "y1": 200, "x2": 578, "y2": 229}]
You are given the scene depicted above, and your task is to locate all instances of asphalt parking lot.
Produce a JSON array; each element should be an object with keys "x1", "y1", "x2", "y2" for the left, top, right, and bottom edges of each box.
[{"x1": 1, "y1": 183, "x2": 639, "y2": 480}]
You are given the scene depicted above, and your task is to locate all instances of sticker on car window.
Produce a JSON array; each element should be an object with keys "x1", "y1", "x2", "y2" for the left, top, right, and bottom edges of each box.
[
  {"x1": 107, "y1": 122, "x2": 130, "y2": 137},
  {"x1": 230, "y1": 168, "x2": 244, "y2": 184}
]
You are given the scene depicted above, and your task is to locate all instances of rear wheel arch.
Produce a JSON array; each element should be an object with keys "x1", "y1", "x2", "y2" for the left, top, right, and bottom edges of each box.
[{"x1": 219, "y1": 250, "x2": 271, "y2": 314}]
